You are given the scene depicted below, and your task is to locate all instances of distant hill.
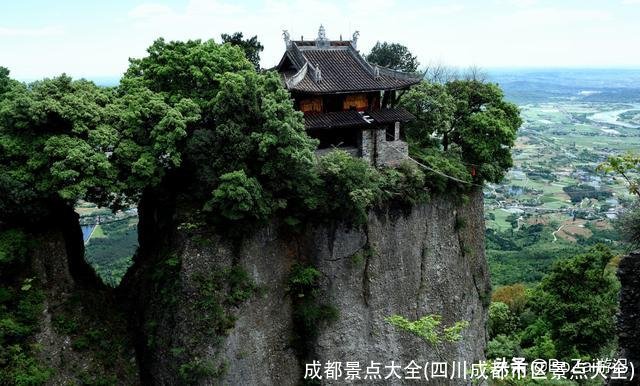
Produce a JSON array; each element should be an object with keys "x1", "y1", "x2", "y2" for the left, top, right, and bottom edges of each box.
[{"x1": 488, "y1": 68, "x2": 640, "y2": 104}]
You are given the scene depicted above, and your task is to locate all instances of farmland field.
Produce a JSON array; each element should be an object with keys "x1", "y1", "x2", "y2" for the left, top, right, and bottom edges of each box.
[{"x1": 485, "y1": 69, "x2": 640, "y2": 285}]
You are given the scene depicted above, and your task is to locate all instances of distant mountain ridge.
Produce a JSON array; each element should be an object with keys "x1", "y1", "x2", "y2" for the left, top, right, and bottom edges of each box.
[{"x1": 488, "y1": 68, "x2": 640, "y2": 104}]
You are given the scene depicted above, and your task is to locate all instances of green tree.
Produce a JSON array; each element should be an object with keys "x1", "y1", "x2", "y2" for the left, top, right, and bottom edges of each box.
[
  {"x1": 399, "y1": 77, "x2": 520, "y2": 185},
  {"x1": 121, "y1": 38, "x2": 320, "y2": 227},
  {"x1": 533, "y1": 244, "x2": 619, "y2": 360},
  {"x1": 0, "y1": 72, "x2": 117, "y2": 224},
  {"x1": 106, "y1": 79, "x2": 200, "y2": 207},
  {"x1": 220, "y1": 32, "x2": 264, "y2": 71},
  {"x1": 315, "y1": 150, "x2": 382, "y2": 224},
  {"x1": 366, "y1": 41, "x2": 419, "y2": 73},
  {"x1": 399, "y1": 81, "x2": 454, "y2": 149},
  {"x1": 599, "y1": 153, "x2": 640, "y2": 196},
  {"x1": 488, "y1": 301, "x2": 518, "y2": 337},
  {"x1": 446, "y1": 80, "x2": 521, "y2": 183}
]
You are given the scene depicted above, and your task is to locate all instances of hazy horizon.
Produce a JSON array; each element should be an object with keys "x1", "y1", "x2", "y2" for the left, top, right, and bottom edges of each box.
[{"x1": 3, "y1": 0, "x2": 640, "y2": 80}]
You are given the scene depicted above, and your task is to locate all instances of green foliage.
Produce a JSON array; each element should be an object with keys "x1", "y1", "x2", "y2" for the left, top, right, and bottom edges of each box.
[
  {"x1": 379, "y1": 161, "x2": 429, "y2": 206},
  {"x1": 562, "y1": 184, "x2": 612, "y2": 203},
  {"x1": 3, "y1": 345, "x2": 52, "y2": 386},
  {"x1": 401, "y1": 81, "x2": 455, "y2": 148},
  {"x1": 124, "y1": 38, "x2": 253, "y2": 104},
  {"x1": 350, "y1": 245, "x2": 375, "y2": 267},
  {"x1": 599, "y1": 152, "x2": 640, "y2": 196},
  {"x1": 366, "y1": 41, "x2": 419, "y2": 73},
  {"x1": 400, "y1": 79, "x2": 520, "y2": 184},
  {"x1": 486, "y1": 334, "x2": 521, "y2": 359},
  {"x1": 204, "y1": 170, "x2": 272, "y2": 222},
  {"x1": 288, "y1": 264, "x2": 339, "y2": 359},
  {"x1": 385, "y1": 314, "x2": 469, "y2": 345},
  {"x1": 488, "y1": 302, "x2": 518, "y2": 337},
  {"x1": 0, "y1": 72, "x2": 117, "y2": 223},
  {"x1": 122, "y1": 38, "x2": 322, "y2": 227},
  {"x1": 0, "y1": 229, "x2": 29, "y2": 265},
  {"x1": 533, "y1": 244, "x2": 619, "y2": 360},
  {"x1": 220, "y1": 32, "x2": 264, "y2": 71},
  {"x1": 107, "y1": 81, "x2": 199, "y2": 206},
  {"x1": 487, "y1": 245, "x2": 619, "y2": 367},
  {"x1": 410, "y1": 146, "x2": 471, "y2": 194},
  {"x1": 314, "y1": 150, "x2": 382, "y2": 224},
  {"x1": 0, "y1": 229, "x2": 51, "y2": 385},
  {"x1": 179, "y1": 358, "x2": 225, "y2": 384},
  {"x1": 446, "y1": 80, "x2": 521, "y2": 183}
]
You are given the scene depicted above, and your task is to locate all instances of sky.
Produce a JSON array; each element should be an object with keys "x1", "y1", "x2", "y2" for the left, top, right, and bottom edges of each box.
[{"x1": 1, "y1": 0, "x2": 640, "y2": 81}]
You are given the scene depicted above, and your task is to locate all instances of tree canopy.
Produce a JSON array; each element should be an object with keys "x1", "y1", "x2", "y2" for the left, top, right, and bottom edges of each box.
[
  {"x1": 0, "y1": 71, "x2": 117, "y2": 224},
  {"x1": 0, "y1": 38, "x2": 521, "y2": 231},
  {"x1": 400, "y1": 79, "x2": 521, "y2": 183},
  {"x1": 533, "y1": 244, "x2": 619, "y2": 359},
  {"x1": 119, "y1": 38, "x2": 321, "y2": 226},
  {"x1": 366, "y1": 41, "x2": 419, "y2": 73},
  {"x1": 220, "y1": 32, "x2": 264, "y2": 71}
]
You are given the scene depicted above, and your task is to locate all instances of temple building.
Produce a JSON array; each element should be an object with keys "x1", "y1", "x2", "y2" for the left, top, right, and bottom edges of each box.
[{"x1": 276, "y1": 26, "x2": 422, "y2": 167}]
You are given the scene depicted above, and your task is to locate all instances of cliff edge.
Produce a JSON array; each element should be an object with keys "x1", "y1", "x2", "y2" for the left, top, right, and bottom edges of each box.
[{"x1": 123, "y1": 189, "x2": 490, "y2": 385}]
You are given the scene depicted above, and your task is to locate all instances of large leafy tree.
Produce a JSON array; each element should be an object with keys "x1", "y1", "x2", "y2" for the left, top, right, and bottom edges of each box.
[
  {"x1": 366, "y1": 41, "x2": 419, "y2": 73},
  {"x1": 400, "y1": 79, "x2": 520, "y2": 184},
  {"x1": 400, "y1": 81, "x2": 454, "y2": 149},
  {"x1": 0, "y1": 70, "x2": 117, "y2": 224},
  {"x1": 446, "y1": 80, "x2": 520, "y2": 183},
  {"x1": 120, "y1": 38, "x2": 320, "y2": 225},
  {"x1": 532, "y1": 244, "x2": 619, "y2": 360},
  {"x1": 107, "y1": 78, "x2": 200, "y2": 207},
  {"x1": 220, "y1": 32, "x2": 264, "y2": 71}
]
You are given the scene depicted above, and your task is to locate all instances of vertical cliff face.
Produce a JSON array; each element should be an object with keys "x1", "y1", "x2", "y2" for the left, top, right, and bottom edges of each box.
[
  {"x1": 14, "y1": 208, "x2": 138, "y2": 385},
  {"x1": 126, "y1": 189, "x2": 490, "y2": 385},
  {"x1": 611, "y1": 251, "x2": 640, "y2": 385}
]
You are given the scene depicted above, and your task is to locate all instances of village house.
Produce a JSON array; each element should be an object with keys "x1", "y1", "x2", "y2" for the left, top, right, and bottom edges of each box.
[{"x1": 276, "y1": 26, "x2": 422, "y2": 167}]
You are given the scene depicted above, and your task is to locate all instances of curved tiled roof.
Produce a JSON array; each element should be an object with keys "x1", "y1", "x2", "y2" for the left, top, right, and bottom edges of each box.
[
  {"x1": 367, "y1": 108, "x2": 415, "y2": 123},
  {"x1": 304, "y1": 108, "x2": 415, "y2": 130},
  {"x1": 305, "y1": 110, "x2": 367, "y2": 129},
  {"x1": 278, "y1": 41, "x2": 421, "y2": 94}
]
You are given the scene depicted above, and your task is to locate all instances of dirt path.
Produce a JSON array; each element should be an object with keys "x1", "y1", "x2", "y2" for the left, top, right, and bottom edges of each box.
[{"x1": 552, "y1": 224, "x2": 565, "y2": 243}]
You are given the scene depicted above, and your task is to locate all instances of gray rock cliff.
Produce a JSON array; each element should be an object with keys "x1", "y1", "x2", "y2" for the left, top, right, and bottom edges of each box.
[
  {"x1": 128, "y1": 189, "x2": 490, "y2": 385},
  {"x1": 610, "y1": 250, "x2": 640, "y2": 386}
]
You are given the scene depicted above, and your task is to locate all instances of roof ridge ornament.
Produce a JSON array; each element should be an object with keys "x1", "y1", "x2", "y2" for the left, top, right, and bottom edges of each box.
[
  {"x1": 373, "y1": 65, "x2": 380, "y2": 80},
  {"x1": 314, "y1": 63, "x2": 322, "y2": 83},
  {"x1": 352, "y1": 30, "x2": 360, "y2": 50},
  {"x1": 283, "y1": 30, "x2": 291, "y2": 49},
  {"x1": 316, "y1": 24, "x2": 329, "y2": 48}
]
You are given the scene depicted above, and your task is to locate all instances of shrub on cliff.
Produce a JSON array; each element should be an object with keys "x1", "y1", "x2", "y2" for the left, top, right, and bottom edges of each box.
[{"x1": 314, "y1": 150, "x2": 383, "y2": 224}]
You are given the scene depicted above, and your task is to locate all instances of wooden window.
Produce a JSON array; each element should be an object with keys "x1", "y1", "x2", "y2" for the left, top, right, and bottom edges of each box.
[
  {"x1": 342, "y1": 94, "x2": 368, "y2": 111},
  {"x1": 299, "y1": 97, "x2": 323, "y2": 115}
]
